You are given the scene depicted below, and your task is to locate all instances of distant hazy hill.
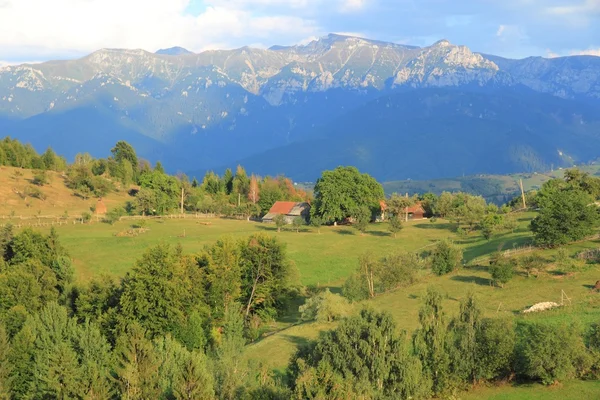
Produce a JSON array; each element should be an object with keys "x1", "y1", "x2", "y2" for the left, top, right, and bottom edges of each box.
[{"x1": 1, "y1": 34, "x2": 600, "y2": 179}]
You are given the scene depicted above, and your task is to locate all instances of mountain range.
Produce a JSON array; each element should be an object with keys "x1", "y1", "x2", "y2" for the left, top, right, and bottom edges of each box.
[{"x1": 1, "y1": 34, "x2": 600, "y2": 180}]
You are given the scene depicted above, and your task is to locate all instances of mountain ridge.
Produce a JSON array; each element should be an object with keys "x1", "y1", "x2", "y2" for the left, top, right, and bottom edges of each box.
[{"x1": 1, "y1": 34, "x2": 600, "y2": 180}]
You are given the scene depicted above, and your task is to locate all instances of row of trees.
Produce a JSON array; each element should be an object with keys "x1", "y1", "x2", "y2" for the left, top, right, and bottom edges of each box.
[
  {"x1": 289, "y1": 291, "x2": 600, "y2": 399},
  {"x1": 0, "y1": 137, "x2": 66, "y2": 171},
  {"x1": 0, "y1": 227, "x2": 301, "y2": 399}
]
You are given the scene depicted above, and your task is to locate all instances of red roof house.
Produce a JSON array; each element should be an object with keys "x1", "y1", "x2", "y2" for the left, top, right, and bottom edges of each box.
[{"x1": 262, "y1": 201, "x2": 311, "y2": 224}]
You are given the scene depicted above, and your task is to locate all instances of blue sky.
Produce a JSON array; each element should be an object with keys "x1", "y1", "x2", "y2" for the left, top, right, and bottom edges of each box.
[{"x1": 1, "y1": 0, "x2": 599, "y2": 64}]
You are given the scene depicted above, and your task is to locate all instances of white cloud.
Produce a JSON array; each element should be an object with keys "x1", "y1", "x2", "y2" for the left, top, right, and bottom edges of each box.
[
  {"x1": 570, "y1": 48, "x2": 600, "y2": 56},
  {"x1": 0, "y1": 0, "x2": 320, "y2": 62},
  {"x1": 340, "y1": 0, "x2": 368, "y2": 12}
]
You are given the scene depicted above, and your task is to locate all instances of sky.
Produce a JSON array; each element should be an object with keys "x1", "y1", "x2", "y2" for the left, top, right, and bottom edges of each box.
[{"x1": 1, "y1": 0, "x2": 599, "y2": 65}]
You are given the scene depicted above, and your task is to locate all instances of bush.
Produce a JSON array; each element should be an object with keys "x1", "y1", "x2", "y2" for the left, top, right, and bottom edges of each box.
[
  {"x1": 431, "y1": 240, "x2": 463, "y2": 276},
  {"x1": 273, "y1": 214, "x2": 286, "y2": 232},
  {"x1": 475, "y1": 318, "x2": 516, "y2": 381},
  {"x1": 32, "y1": 170, "x2": 49, "y2": 186},
  {"x1": 81, "y1": 212, "x2": 92, "y2": 223},
  {"x1": 25, "y1": 185, "x2": 46, "y2": 201},
  {"x1": 489, "y1": 255, "x2": 514, "y2": 288},
  {"x1": 377, "y1": 252, "x2": 420, "y2": 292},
  {"x1": 103, "y1": 207, "x2": 125, "y2": 225},
  {"x1": 342, "y1": 273, "x2": 370, "y2": 302},
  {"x1": 292, "y1": 217, "x2": 304, "y2": 233},
  {"x1": 516, "y1": 322, "x2": 591, "y2": 385},
  {"x1": 299, "y1": 289, "x2": 351, "y2": 323}
]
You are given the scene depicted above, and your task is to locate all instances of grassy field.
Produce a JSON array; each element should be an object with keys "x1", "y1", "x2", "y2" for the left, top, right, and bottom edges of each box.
[{"x1": 461, "y1": 380, "x2": 600, "y2": 400}]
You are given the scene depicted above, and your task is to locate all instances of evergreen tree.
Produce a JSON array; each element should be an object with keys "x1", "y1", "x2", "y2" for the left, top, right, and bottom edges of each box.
[
  {"x1": 114, "y1": 323, "x2": 161, "y2": 399},
  {"x1": 0, "y1": 324, "x2": 10, "y2": 400}
]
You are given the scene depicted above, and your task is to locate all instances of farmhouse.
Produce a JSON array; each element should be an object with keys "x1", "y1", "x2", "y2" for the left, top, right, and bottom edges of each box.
[
  {"x1": 379, "y1": 201, "x2": 426, "y2": 221},
  {"x1": 262, "y1": 201, "x2": 310, "y2": 224}
]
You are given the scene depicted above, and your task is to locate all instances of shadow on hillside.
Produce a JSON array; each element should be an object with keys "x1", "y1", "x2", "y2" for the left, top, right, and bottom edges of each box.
[
  {"x1": 414, "y1": 223, "x2": 455, "y2": 231},
  {"x1": 281, "y1": 334, "x2": 311, "y2": 348},
  {"x1": 369, "y1": 230, "x2": 391, "y2": 237},
  {"x1": 335, "y1": 229, "x2": 354, "y2": 236},
  {"x1": 463, "y1": 234, "x2": 533, "y2": 262},
  {"x1": 451, "y1": 275, "x2": 491, "y2": 286},
  {"x1": 255, "y1": 224, "x2": 278, "y2": 232},
  {"x1": 583, "y1": 284, "x2": 596, "y2": 290}
]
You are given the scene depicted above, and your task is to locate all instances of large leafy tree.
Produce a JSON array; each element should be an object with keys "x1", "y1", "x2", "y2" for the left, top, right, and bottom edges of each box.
[
  {"x1": 111, "y1": 141, "x2": 138, "y2": 175},
  {"x1": 119, "y1": 245, "x2": 187, "y2": 337},
  {"x1": 290, "y1": 309, "x2": 429, "y2": 399},
  {"x1": 531, "y1": 180, "x2": 599, "y2": 247},
  {"x1": 312, "y1": 166, "x2": 384, "y2": 223},
  {"x1": 239, "y1": 234, "x2": 297, "y2": 318}
]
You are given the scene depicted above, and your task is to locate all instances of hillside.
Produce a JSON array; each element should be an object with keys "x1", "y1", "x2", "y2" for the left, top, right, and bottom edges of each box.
[
  {"x1": 0, "y1": 166, "x2": 130, "y2": 217},
  {"x1": 2, "y1": 34, "x2": 600, "y2": 179}
]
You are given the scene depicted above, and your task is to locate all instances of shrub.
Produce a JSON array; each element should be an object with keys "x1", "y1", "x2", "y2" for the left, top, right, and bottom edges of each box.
[
  {"x1": 475, "y1": 318, "x2": 516, "y2": 381},
  {"x1": 273, "y1": 214, "x2": 286, "y2": 232},
  {"x1": 292, "y1": 217, "x2": 304, "y2": 233},
  {"x1": 299, "y1": 289, "x2": 351, "y2": 323},
  {"x1": 489, "y1": 254, "x2": 514, "y2": 287},
  {"x1": 25, "y1": 185, "x2": 46, "y2": 201},
  {"x1": 431, "y1": 240, "x2": 463, "y2": 276},
  {"x1": 81, "y1": 212, "x2": 92, "y2": 223},
  {"x1": 104, "y1": 207, "x2": 125, "y2": 225},
  {"x1": 342, "y1": 273, "x2": 370, "y2": 302},
  {"x1": 32, "y1": 170, "x2": 49, "y2": 186},
  {"x1": 516, "y1": 322, "x2": 591, "y2": 385}
]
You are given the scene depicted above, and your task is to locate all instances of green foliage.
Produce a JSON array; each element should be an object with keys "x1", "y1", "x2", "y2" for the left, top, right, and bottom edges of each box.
[
  {"x1": 388, "y1": 214, "x2": 403, "y2": 238},
  {"x1": 290, "y1": 309, "x2": 429, "y2": 399},
  {"x1": 299, "y1": 289, "x2": 351, "y2": 323},
  {"x1": 531, "y1": 179, "x2": 600, "y2": 247},
  {"x1": 431, "y1": 240, "x2": 463, "y2": 276},
  {"x1": 309, "y1": 215, "x2": 323, "y2": 233},
  {"x1": 516, "y1": 322, "x2": 591, "y2": 385},
  {"x1": 103, "y1": 207, "x2": 125, "y2": 225},
  {"x1": 351, "y1": 206, "x2": 370, "y2": 235},
  {"x1": 119, "y1": 244, "x2": 187, "y2": 337},
  {"x1": 292, "y1": 216, "x2": 304, "y2": 233},
  {"x1": 0, "y1": 324, "x2": 10, "y2": 399},
  {"x1": 111, "y1": 141, "x2": 138, "y2": 178},
  {"x1": 239, "y1": 234, "x2": 297, "y2": 319},
  {"x1": 312, "y1": 166, "x2": 384, "y2": 223},
  {"x1": 413, "y1": 288, "x2": 451, "y2": 395},
  {"x1": 32, "y1": 169, "x2": 49, "y2": 186},
  {"x1": 475, "y1": 318, "x2": 516, "y2": 381},
  {"x1": 489, "y1": 254, "x2": 515, "y2": 287},
  {"x1": 273, "y1": 214, "x2": 286, "y2": 232}
]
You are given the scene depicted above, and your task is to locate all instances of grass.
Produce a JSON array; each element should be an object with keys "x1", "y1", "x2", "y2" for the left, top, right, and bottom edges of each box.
[
  {"x1": 460, "y1": 380, "x2": 600, "y2": 399},
  {"x1": 0, "y1": 166, "x2": 130, "y2": 217},
  {"x1": 2, "y1": 167, "x2": 599, "y2": 398}
]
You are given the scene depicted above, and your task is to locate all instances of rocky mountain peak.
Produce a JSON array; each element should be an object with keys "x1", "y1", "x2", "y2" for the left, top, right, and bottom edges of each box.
[{"x1": 156, "y1": 47, "x2": 193, "y2": 56}]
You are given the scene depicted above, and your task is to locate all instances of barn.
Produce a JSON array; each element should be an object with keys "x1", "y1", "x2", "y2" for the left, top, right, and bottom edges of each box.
[{"x1": 262, "y1": 201, "x2": 310, "y2": 224}]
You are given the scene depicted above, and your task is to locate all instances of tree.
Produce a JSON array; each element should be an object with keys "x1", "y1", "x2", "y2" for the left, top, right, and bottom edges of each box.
[
  {"x1": 388, "y1": 215, "x2": 403, "y2": 238},
  {"x1": 111, "y1": 141, "x2": 138, "y2": 178},
  {"x1": 475, "y1": 318, "x2": 515, "y2": 381},
  {"x1": 273, "y1": 214, "x2": 286, "y2": 233},
  {"x1": 312, "y1": 166, "x2": 384, "y2": 224},
  {"x1": 413, "y1": 288, "x2": 451, "y2": 395},
  {"x1": 239, "y1": 234, "x2": 296, "y2": 318},
  {"x1": 119, "y1": 244, "x2": 186, "y2": 337},
  {"x1": 309, "y1": 215, "x2": 323, "y2": 234},
  {"x1": 387, "y1": 193, "x2": 414, "y2": 221},
  {"x1": 431, "y1": 240, "x2": 463, "y2": 276},
  {"x1": 222, "y1": 168, "x2": 234, "y2": 195},
  {"x1": 448, "y1": 293, "x2": 481, "y2": 386},
  {"x1": 114, "y1": 323, "x2": 161, "y2": 399},
  {"x1": 489, "y1": 255, "x2": 514, "y2": 288},
  {"x1": 248, "y1": 175, "x2": 260, "y2": 205},
  {"x1": 292, "y1": 216, "x2": 304, "y2": 233},
  {"x1": 515, "y1": 322, "x2": 590, "y2": 385},
  {"x1": 352, "y1": 206, "x2": 370, "y2": 236},
  {"x1": 172, "y1": 350, "x2": 215, "y2": 400},
  {"x1": 290, "y1": 309, "x2": 429, "y2": 399},
  {"x1": 531, "y1": 183, "x2": 599, "y2": 247},
  {"x1": 0, "y1": 324, "x2": 10, "y2": 399},
  {"x1": 215, "y1": 306, "x2": 249, "y2": 400},
  {"x1": 299, "y1": 289, "x2": 350, "y2": 323}
]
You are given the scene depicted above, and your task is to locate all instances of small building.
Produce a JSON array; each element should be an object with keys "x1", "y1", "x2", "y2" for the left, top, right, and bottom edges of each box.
[
  {"x1": 262, "y1": 201, "x2": 310, "y2": 224},
  {"x1": 405, "y1": 203, "x2": 426, "y2": 220},
  {"x1": 95, "y1": 198, "x2": 107, "y2": 215},
  {"x1": 378, "y1": 201, "x2": 426, "y2": 221}
]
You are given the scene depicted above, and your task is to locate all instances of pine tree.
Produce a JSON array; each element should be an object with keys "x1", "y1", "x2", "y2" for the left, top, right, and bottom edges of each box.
[
  {"x1": 114, "y1": 323, "x2": 161, "y2": 400},
  {"x1": 173, "y1": 351, "x2": 215, "y2": 400}
]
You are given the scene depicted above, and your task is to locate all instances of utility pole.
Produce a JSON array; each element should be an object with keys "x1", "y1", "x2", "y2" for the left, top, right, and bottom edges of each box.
[
  {"x1": 519, "y1": 179, "x2": 527, "y2": 209},
  {"x1": 180, "y1": 187, "x2": 184, "y2": 214}
]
